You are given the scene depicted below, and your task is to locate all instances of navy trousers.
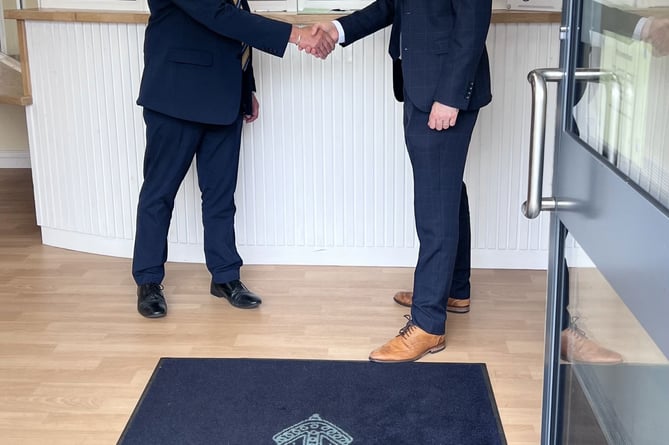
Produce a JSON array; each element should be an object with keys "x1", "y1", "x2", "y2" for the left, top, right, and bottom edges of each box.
[
  {"x1": 404, "y1": 96, "x2": 479, "y2": 335},
  {"x1": 132, "y1": 108, "x2": 244, "y2": 285}
]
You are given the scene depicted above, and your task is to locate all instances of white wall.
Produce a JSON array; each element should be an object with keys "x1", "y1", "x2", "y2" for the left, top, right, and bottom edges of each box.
[{"x1": 0, "y1": 104, "x2": 30, "y2": 167}]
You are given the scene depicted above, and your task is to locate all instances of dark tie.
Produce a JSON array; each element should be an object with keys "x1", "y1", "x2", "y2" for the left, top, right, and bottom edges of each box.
[{"x1": 234, "y1": 0, "x2": 251, "y2": 71}]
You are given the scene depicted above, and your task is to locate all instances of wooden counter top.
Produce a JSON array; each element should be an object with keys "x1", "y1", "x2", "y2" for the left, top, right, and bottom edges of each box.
[{"x1": 6, "y1": 8, "x2": 562, "y2": 25}]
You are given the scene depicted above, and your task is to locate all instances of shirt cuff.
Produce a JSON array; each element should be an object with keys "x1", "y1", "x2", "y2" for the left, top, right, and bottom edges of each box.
[
  {"x1": 634, "y1": 17, "x2": 649, "y2": 41},
  {"x1": 332, "y1": 20, "x2": 346, "y2": 44}
]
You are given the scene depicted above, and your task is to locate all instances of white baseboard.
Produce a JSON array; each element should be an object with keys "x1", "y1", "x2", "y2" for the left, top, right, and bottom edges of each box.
[
  {"x1": 0, "y1": 150, "x2": 31, "y2": 168},
  {"x1": 40, "y1": 227, "x2": 553, "y2": 270}
]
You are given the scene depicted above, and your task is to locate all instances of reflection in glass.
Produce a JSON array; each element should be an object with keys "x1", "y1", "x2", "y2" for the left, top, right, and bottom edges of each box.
[
  {"x1": 571, "y1": 0, "x2": 669, "y2": 211},
  {"x1": 559, "y1": 233, "x2": 669, "y2": 444}
]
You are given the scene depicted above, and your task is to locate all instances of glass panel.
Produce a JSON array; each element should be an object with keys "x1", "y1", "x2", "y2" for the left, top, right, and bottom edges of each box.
[
  {"x1": 1, "y1": 0, "x2": 38, "y2": 57},
  {"x1": 559, "y1": 233, "x2": 669, "y2": 444},
  {"x1": 570, "y1": 0, "x2": 669, "y2": 212}
]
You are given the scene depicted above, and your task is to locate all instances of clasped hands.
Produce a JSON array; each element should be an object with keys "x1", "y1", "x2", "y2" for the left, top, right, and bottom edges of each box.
[
  {"x1": 641, "y1": 16, "x2": 669, "y2": 57},
  {"x1": 290, "y1": 22, "x2": 339, "y2": 59}
]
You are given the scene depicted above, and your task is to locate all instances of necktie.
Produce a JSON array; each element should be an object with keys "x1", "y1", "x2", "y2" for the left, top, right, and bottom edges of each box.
[{"x1": 234, "y1": 0, "x2": 251, "y2": 71}]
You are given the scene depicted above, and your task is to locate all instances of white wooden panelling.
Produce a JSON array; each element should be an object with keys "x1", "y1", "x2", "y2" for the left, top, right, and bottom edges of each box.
[{"x1": 25, "y1": 21, "x2": 561, "y2": 268}]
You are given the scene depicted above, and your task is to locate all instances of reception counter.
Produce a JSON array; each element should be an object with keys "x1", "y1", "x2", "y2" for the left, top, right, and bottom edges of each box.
[{"x1": 6, "y1": 8, "x2": 561, "y2": 268}]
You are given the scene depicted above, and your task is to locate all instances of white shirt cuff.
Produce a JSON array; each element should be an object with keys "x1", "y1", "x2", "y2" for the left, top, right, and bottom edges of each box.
[
  {"x1": 332, "y1": 20, "x2": 346, "y2": 44},
  {"x1": 634, "y1": 17, "x2": 649, "y2": 41}
]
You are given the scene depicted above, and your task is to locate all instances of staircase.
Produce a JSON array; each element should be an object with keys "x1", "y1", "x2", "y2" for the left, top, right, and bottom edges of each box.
[{"x1": 0, "y1": 51, "x2": 30, "y2": 105}]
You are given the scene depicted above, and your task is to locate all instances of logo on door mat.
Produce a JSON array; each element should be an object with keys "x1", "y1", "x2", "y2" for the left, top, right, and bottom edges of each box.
[{"x1": 273, "y1": 413, "x2": 353, "y2": 445}]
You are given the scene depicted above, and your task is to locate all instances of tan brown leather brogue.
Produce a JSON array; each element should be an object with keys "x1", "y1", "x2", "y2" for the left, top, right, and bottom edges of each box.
[
  {"x1": 393, "y1": 291, "x2": 471, "y2": 313},
  {"x1": 560, "y1": 327, "x2": 623, "y2": 364},
  {"x1": 369, "y1": 316, "x2": 445, "y2": 363}
]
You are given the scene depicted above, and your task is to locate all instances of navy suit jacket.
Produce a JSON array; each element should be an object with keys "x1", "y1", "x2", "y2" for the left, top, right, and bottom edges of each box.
[
  {"x1": 137, "y1": 0, "x2": 292, "y2": 125},
  {"x1": 337, "y1": 0, "x2": 492, "y2": 113}
]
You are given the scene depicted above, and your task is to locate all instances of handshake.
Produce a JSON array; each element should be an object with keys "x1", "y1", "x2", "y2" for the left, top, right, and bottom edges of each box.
[
  {"x1": 641, "y1": 16, "x2": 669, "y2": 57},
  {"x1": 290, "y1": 22, "x2": 340, "y2": 59}
]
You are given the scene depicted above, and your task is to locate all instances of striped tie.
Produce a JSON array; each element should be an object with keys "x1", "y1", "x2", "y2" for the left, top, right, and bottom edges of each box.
[{"x1": 234, "y1": 0, "x2": 251, "y2": 71}]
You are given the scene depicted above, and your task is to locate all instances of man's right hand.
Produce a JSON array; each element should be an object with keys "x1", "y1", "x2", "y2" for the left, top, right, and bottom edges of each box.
[
  {"x1": 312, "y1": 22, "x2": 340, "y2": 43},
  {"x1": 642, "y1": 17, "x2": 669, "y2": 57},
  {"x1": 290, "y1": 25, "x2": 336, "y2": 59}
]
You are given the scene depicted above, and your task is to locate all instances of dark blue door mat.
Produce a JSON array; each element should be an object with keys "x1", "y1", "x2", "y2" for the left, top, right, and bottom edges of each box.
[{"x1": 118, "y1": 358, "x2": 506, "y2": 444}]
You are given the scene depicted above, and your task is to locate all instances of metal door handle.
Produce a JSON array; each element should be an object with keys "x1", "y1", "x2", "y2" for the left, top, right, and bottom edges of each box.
[{"x1": 522, "y1": 68, "x2": 622, "y2": 219}]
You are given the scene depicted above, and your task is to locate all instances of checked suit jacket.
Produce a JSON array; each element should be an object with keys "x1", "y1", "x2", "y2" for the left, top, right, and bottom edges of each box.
[
  {"x1": 137, "y1": 0, "x2": 292, "y2": 125},
  {"x1": 337, "y1": 0, "x2": 492, "y2": 112}
]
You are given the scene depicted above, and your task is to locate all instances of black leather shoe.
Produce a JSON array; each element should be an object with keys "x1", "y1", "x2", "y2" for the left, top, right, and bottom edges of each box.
[
  {"x1": 137, "y1": 283, "x2": 167, "y2": 318},
  {"x1": 210, "y1": 279, "x2": 262, "y2": 309}
]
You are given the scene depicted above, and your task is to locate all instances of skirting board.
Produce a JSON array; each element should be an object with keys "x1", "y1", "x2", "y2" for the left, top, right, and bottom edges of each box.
[
  {"x1": 0, "y1": 150, "x2": 31, "y2": 168},
  {"x1": 41, "y1": 227, "x2": 557, "y2": 269}
]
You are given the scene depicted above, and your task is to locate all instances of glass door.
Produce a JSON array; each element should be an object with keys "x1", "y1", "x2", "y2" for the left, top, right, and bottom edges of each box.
[{"x1": 524, "y1": 0, "x2": 669, "y2": 443}]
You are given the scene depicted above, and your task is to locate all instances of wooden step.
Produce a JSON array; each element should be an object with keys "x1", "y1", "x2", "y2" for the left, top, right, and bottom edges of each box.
[{"x1": 0, "y1": 53, "x2": 31, "y2": 106}]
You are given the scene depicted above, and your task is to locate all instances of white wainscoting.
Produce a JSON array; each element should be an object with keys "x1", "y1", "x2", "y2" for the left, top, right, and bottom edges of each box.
[{"x1": 24, "y1": 20, "x2": 561, "y2": 269}]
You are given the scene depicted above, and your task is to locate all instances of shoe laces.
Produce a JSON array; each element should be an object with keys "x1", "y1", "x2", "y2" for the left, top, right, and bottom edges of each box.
[
  {"x1": 144, "y1": 283, "x2": 164, "y2": 301},
  {"x1": 569, "y1": 316, "x2": 588, "y2": 338},
  {"x1": 398, "y1": 314, "x2": 417, "y2": 338}
]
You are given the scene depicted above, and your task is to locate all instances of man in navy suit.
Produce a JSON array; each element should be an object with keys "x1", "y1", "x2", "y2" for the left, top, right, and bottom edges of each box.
[
  {"x1": 132, "y1": 0, "x2": 334, "y2": 318},
  {"x1": 313, "y1": 1, "x2": 493, "y2": 362}
]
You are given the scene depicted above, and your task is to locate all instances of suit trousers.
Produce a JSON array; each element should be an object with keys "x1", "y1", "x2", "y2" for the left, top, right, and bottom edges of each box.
[
  {"x1": 132, "y1": 108, "x2": 244, "y2": 285},
  {"x1": 404, "y1": 95, "x2": 479, "y2": 335}
]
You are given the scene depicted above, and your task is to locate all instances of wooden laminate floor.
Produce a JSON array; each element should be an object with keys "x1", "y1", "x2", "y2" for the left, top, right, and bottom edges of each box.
[{"x1": 0, "y1": 168, "x2": 547, "y2": 444}]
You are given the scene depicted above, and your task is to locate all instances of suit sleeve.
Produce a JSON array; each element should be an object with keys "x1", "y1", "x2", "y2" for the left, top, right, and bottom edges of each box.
[
  {"x1": 337, "y1": 0, "x2": 395, "y2": 46},
  {"x1": 170, "y1": 0, "x2": 292, "y2": 57},
  {"x1": 600, "y1": 4, "x2": 642, "y2": 37},
  {"x1": 584, "y1": 0, "x2": 642, "y2": 38},
  {"x1": 434, "y1": 0, "x2": 492, "y2": 110}
]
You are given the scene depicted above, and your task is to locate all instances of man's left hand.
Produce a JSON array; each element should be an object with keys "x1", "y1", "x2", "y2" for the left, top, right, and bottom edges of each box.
[{"x1": 244, "y1": 94, "x2": 259, "y2": 123}]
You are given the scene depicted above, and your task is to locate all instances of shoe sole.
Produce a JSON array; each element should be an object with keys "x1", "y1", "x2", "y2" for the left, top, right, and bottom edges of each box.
[
  {"x1": 393, "y1": 296, "x2": 470, "y2": 313},
  {"x1": 139, "y1": 311, "x2": 166, "y2": 318},
  {"x1": 368, "y1": 344, "x2": 446, "y2": 363},
  {"x1": 560, "y1": 354, "x2": 623, "y2": 365}
]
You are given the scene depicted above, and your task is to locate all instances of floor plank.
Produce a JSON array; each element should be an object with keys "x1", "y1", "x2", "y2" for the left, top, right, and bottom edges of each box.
[{"x1": 0, "y1": 168, "x2": 546, "y2": 444}]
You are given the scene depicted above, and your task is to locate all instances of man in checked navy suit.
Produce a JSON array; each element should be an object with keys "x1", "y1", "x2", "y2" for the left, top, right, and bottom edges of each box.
[
  {"x1": 132, "y1": 0, "x2": 334, "y2": 318},
  {"x1": 313, "y1": 1, "x2": 492, "y2": 362}
]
